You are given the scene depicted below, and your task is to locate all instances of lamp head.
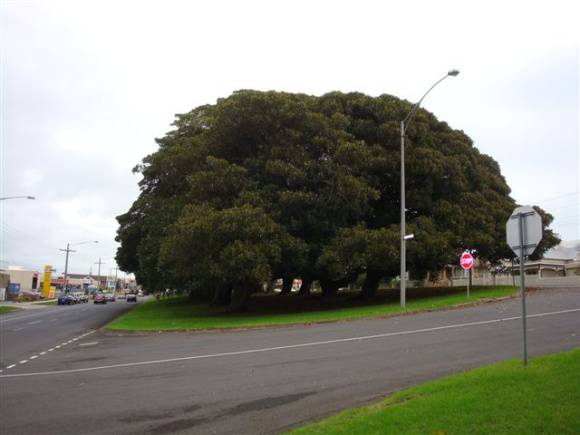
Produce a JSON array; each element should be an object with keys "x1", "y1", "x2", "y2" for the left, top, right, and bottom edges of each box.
[{"x1": 448, "y1": 69, "x2": 460, "y2": 77}]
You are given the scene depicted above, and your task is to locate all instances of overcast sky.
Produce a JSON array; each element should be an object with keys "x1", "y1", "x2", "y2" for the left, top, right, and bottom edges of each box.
[{"x1": 1, "y1": 0, "x2": 579, "y2": 276}]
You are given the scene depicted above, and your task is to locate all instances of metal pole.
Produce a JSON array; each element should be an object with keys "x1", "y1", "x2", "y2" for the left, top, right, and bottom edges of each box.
[
  {"x1": 518, "y1": 214, "x2": 528, "y2": 366},
  {"x1": 467, "y1": 268, "x2": 471, "y2": 298},
  {"x1": 398, "y1": 71, "x2": 458, "y2": 310},
  {"x1": 400, "y1": 120, "x2": 406, "y2": 309},
  {"x1": 96, "y1": 258, "x2": 102, "y2": 290},
  {"x1": 63, "y1": 243, "x2": 70, "y2": 293}
]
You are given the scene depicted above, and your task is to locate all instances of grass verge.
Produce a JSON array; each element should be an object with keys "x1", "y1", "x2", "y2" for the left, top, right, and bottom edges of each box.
[
  {"x1": 38, "y1": 300, "x2": 57, "y2": 305},
  {"x1": 287, "y1": 348, "x2": 580, "y2": 435},
  {"x1": 0, "y1": 306, "x2": 20, "y2": 314},
  {"x1": 107, "y1": 286, "x2": 516, "y2": 331}
]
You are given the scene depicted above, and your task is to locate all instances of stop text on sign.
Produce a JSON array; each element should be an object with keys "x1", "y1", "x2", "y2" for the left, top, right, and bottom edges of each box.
[{"x1": 460, "y1": 252, "x2": 474, "y2": 270}]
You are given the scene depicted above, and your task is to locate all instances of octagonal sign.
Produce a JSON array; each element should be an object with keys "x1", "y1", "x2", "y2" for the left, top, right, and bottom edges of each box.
[
  {"x1": 506, "y1": 206, "x2": 543, "y2": 257},
  {"x1": 460, "y1": 252, "x2": 474, "y2": 270}
]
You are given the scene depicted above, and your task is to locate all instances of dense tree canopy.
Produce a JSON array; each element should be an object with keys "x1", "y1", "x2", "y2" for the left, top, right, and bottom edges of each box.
[{"x1": 116, "y1": 90, "x2": 558, "y2": 310}]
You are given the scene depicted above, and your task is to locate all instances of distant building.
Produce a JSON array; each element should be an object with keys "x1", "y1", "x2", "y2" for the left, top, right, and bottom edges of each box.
[
  {"x1": 514, "y1": 240, "x2": 580, "y2": 277},
  {"x1": 0, "y1": 266, "x2": 40, "y2": 290}
]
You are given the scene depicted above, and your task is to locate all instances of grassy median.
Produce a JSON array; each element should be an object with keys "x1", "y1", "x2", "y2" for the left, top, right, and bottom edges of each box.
[
  {"x1": 0, "y1": 306, "x2": 19, "y2": 314},
  {"x1": 107, "y1": 285, "x2": 516, "y2": 331},
  {"x1": 287, "y1": 348, "x2": 580, "y2": 435}
]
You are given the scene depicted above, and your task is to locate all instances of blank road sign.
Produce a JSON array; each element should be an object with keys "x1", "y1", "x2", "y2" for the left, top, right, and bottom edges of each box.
[{"x1": 506, "y1": 206, "x2": 543, "y2": 257}]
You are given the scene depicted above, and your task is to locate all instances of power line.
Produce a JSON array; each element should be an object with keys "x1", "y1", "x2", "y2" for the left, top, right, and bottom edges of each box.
[{"x1": 534, "y1": 191, "x2": 579, "y2": 204}]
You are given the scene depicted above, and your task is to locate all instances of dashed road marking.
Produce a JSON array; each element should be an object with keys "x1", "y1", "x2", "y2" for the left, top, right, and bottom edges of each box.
[
  {"x1": 2, "y1": 308, "x2": 578, "y2": 379},
  {"x1": 1, "y1": 330, "x2": 96, "y2": 372}
]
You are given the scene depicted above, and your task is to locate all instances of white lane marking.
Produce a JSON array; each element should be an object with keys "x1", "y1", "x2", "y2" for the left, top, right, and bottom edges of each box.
[
  {"x1": 27, "y1": 320, "x2": 43, "y2": 325},
  {"x1": 6, "y1": 364, "x2": 16, "y2": 369},
  {"x1": 12, "y1": 327, "x2": 23, "y2": 331},
  {"x1": 79, "y1": 342, "x2": 98, "y2": 347},
  {"x1": 0, "y1": 330, "x2": 95, "y2": 371},
  {"x1": 55, "y1": 345, "x2": 61, "y2": 349},
  {"x1": 1, "y1": 307, "x2": 578, "y2": 379}
]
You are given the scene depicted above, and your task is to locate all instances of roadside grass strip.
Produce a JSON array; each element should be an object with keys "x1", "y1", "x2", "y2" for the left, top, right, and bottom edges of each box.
[
  {"x1": 287, "y1": 349, "x2": 580, "y2": 435},
  {"x1": 107, "y1": 286, "x2": 517, "y2": 331},
  {"x1": 0, "y1": 306, "x2": 20, "y2": 313}
]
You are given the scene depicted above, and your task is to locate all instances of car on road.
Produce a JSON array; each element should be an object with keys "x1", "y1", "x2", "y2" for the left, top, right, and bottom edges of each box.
[
  {"x1": 57, "y1": 293, "x2": 75, "y2": 305},
  {"x1": 105, "y1": 293, "x2": 116, "y2": 302},
  {"x1": 126, "y1": 293, "x2": 137, "y2": 303},
  {"x1": 73, "y1": 292, "x2": 88, "y2": 303},
  {"x1": 94, "y1": 293, "x2": 107, "y2": 304}
]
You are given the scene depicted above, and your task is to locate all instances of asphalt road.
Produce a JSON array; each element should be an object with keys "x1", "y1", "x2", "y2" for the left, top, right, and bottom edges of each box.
[
  {"x1": 1, "y1": 288, "x2": 579, "y2": 435},
  {"x1": 0, "y1": 300, "x2": 137, "y2": 371}
]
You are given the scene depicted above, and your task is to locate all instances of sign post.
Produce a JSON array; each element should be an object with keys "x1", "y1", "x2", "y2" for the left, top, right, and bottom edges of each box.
[
  {"x1": 506, "y1": 206, "x2": 543, "y2": 366},
  {"x1": 460, "y1": 252, "x2": 474, "y2": 298}
]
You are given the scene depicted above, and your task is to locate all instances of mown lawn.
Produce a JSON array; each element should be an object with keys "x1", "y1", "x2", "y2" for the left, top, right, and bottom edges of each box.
[
  {"x1": 287, "y1": 348, "x2": 580, "y2": 435},
  {"x1": 107, "y1": 286, "x2": 517, "y2": 331}
]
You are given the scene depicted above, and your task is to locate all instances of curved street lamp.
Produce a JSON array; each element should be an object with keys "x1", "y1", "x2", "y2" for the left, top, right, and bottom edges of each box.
[
  {"x1": 60, "y1": 240, "x2": 99, "y2": 292},
  {"x1": 400, "y1": 69, "x2": 459, "y2": 309},
  {"x1": 0, "y1": 196, "x2": 36, "y2": 201}
]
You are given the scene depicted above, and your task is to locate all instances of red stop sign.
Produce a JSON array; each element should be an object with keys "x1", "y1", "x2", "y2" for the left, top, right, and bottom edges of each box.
[{"x1": 460, "y1": 252, "x2": 474, "y2": 270}]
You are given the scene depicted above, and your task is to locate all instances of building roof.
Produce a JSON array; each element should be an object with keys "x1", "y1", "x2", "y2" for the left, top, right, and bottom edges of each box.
[{"x1": 543, "y1": 240, "x2": 580, "y2": 261}]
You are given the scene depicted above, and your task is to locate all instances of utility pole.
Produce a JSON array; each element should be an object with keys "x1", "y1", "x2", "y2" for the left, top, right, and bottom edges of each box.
[
  {"x1": 113, "y1": 266, "x2": 119, "y2": 292},
  {"x1": 94, "y1": 258, "x2": 105, "y2": 290},
  {"x1": 59, "y1": 243, "x2": 76, "y2": 293}
]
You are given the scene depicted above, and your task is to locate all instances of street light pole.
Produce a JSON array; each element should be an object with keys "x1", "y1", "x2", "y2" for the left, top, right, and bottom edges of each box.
[
  {"x1": 0, "y1": 196, "x2": 35, "y2": 201},
  {"x1": 400, "y1": 69, "x2": 459, "y2": 309}
]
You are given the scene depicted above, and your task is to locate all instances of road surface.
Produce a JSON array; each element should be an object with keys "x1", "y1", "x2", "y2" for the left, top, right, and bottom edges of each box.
[
  {"x1": 1, "y1": 288, "x2": 578, "y2": 434},
  {"x1": 1, "y1": 300, "x2": 136, "y2": 371}
]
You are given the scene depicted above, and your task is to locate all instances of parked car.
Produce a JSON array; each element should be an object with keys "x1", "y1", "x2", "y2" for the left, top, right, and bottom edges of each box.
[
  {"x1": 57, "y1": 293, "x2": 75, "y2": 305},
  {"x1": 105, "y1": 293, "x2": 116, "y2": 302},
  {"x1": 73, "y1": 292, "x2": 88, "y2": 303},
  {"x1": 94, "y1": 293, "x2": 107, "y2": 304},
  {"x1": 126, "y1": 293, "x2": 137, "y2": 303}
]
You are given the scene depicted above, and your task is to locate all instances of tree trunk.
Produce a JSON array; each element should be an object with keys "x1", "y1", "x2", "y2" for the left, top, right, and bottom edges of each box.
[
  {"x1": 213, "y1": 286, "x2": 232, "y2": 306},
  {"x1": 280, "y1": 276, "x2": 293, "y2": 295},
  {"x1": 320, "y1": 279, "x2": 340, "y2": 297},
  {"x1": 298, "y1": 278, "x2": 312, "y2": 296},
  {"x1": 360, "y1": 270, "x2": 382, "y2": 300},
  {"x1": 229, "y1": 285, "x2": 253, "y2": 312}
]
